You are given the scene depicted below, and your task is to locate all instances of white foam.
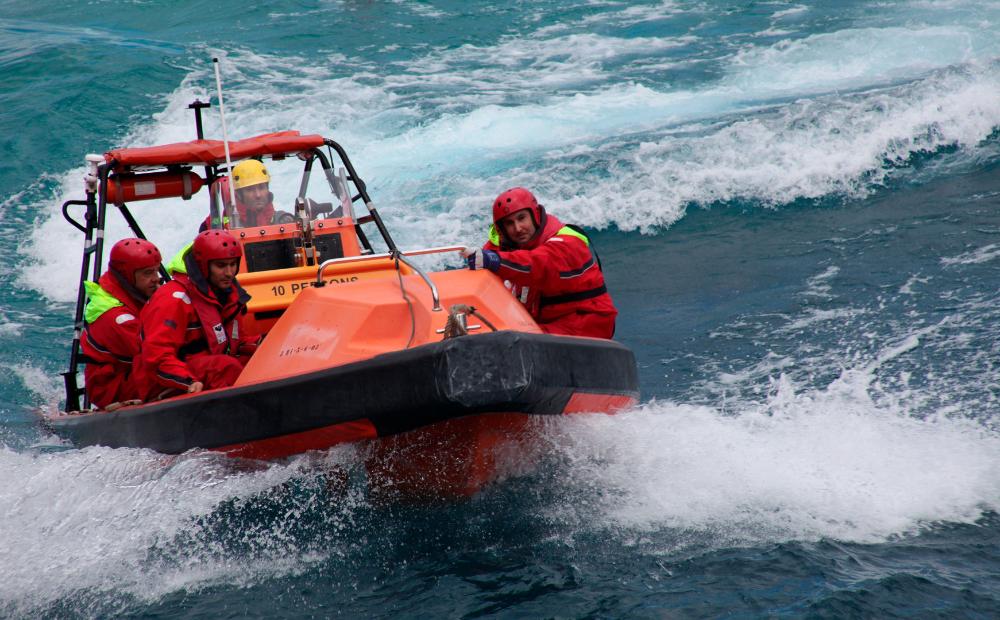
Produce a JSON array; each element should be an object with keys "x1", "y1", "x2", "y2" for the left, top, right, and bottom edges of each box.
[
  {"x1": 900, "y1": 274, "x2": 930, "y2": 294},
  {"x1": 0, "y1": 320, "x2": 22, "y2": 338},
  {"x1": 716, "y1": 352, "x2": 796, "y2": 387},
  {"x1": 726, "y1": 26, "x2": 997, "y2": 97},
  {"x1": 2, "y1": 363, "x2": 62, "y2": 403},
  {"x1": 575, "y1": 1, "x2": 685, "y2": 30},
  {"x1": 17, "y1": 17, "x2": 1000, "y2": 299},
  {"x1": 772, "y1": 5, "x2": 808, "y2": 20},
  {"x1": 542, "y1": 373, "x2": 1000, "y2": 548},
  {"x1": 359, "y1": 82, "x2": 730, "y2": 182},
  {"x1": 547, "y1": 62, "x2": 1000, "y2": 233},
  {"x1": 0, "y1": 445, "x2": 358, "y2": 616},
  {"x1": 389, "y1": 0, "x2": 447, "y2": 18},
  {"x1": 390, "y1": 33, "x2": 695, "y2": 96},
  {"x1": 754, "y1": 27, "x2": 796, "y2": 38},
  {"x1": 941, "y1": 242, "x2": 1000, "y2": 265},
  {"x1": 375, "y1": 27, "x2": 1000, "y2": 238},
  {"x1": 779, "y1": 307, "x2": 868, "y2": 333},
  {"x1": 802, "y1": 265, "x2": 840, "y2": 298},
  {"x1": 369, "y1": 27, "x2": 997, "y2": 183}
]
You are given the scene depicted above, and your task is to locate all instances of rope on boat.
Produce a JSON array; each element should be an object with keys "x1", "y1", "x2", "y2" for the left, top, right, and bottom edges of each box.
[{"x1": 441, "y1": 304, "x2": 498, "y2": 339}]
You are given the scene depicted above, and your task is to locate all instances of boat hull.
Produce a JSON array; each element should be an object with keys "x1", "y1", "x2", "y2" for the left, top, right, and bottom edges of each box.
[{"x1": 43, "y1": 331, "x2": 638, "y2": 463}]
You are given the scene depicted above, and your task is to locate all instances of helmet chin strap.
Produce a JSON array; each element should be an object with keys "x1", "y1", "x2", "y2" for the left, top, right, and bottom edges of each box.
[
  {"x1": 518, "y1": 206, "x2": 546, "y2": 247},
  {"x1": 109, "y1": 269, "x2": 150, "y2": 304},
  {"x1": 533, "y1": 205, "x2": 546, "y2": 230}
]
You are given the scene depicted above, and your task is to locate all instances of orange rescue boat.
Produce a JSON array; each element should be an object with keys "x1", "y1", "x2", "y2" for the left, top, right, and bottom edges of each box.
[{"x1": 42, "y1": 101, "x2": 639, "y2": 497}]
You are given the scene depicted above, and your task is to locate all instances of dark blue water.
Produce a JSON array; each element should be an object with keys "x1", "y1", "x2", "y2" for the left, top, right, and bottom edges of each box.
[{"x1": 2, "y1": 1, "x2": 999, "y2": 617}]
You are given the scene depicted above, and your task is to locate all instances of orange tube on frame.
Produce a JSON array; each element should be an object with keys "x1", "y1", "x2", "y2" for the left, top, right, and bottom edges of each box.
[{"x1": 104, "y1": 171, "x2": 204, "y2": 203}]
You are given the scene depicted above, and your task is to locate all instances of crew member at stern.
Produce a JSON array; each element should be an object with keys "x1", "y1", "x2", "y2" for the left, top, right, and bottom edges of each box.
[
  {"x1": 463, "y1": 187, "x2": 617, "y2": 339},
  {"x1": 81, "y1": 238, "x2": 163, "y2": 409},
  {"x1": 203, "y1": 159, "x2": 297, "y2": 230},
  {"x1": 134, "y1": 230, "x2": 258, "y2": 400}
]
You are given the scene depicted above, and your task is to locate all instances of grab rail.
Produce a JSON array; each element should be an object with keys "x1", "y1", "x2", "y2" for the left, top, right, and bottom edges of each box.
[
  {"x1": 393, "y1": 252, "x2": 441, "y2": 311},
  {"x1": 315, "y1": 245, "x2": 466, "y2": 311}
]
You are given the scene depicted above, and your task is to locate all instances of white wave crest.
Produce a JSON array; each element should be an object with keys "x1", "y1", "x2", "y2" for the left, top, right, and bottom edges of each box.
[
  {"x1": 0, "y1": 445, "x2": 358, "y2": 617},
  {"x1": 16, "y1": 18, "x2": 1000, "y2": 299},
  {"x1": 542, "y1": 373, "x2": 1000, "y2": 548},
  {"x1": 941, "y1": 242, "x2": 1000, "y2": 265}
]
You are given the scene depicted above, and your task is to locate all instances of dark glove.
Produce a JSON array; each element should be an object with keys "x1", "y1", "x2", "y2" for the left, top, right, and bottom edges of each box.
[{"x1": 463, "y1": 247, "x2": 500, "y2": 271}]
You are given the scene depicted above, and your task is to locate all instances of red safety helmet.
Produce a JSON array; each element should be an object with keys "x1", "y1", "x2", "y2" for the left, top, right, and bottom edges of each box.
[
  {"x1": 192, "y1": 229, "x2": 243, "y2": 277},
  {"x1": 109, "y1": 238, "x2": 162, "y2": 284},
  {"x1": 492, "y1": 187, "x2": 541, "y2": 226}
]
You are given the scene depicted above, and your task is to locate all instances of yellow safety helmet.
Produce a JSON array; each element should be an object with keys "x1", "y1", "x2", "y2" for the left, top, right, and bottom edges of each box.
[{"x1": 231, "y1": 159, "x2": 270, "y2": 190}]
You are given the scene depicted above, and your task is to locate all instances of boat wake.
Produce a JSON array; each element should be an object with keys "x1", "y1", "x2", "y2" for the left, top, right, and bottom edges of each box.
[
  {"x1": 0, "y1": 443, "x2": 361, "y2": 617},
  {"x1": 15, "y1": 22, "x2": 1000, "y2": 303},
  {"x1": 4, "y1": 356, "x2": 998, "y2": 616},
  {"x1": 536, "y1": 380, "x2": 1000, "y2": 554}
]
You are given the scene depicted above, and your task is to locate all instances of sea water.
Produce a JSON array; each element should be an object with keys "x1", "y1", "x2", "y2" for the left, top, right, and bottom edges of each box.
[{"x1": 1, "y1": 1, "x2": 999, "y2": 617}]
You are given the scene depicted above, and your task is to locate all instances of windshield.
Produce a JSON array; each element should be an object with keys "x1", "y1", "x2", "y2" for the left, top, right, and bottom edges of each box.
[
  {"x1": 204, "y1": 149, "x2": 387, "y2": 271},
  {"x1": 207, "y1": 151, "x2": 357, "y2": 230}
]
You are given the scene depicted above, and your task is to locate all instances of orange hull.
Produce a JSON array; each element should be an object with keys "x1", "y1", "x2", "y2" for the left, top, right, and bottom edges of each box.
[
  {"x1": 237, "y1": 268, "x2": 542, "y2": 385},
  {"x1": 366, "y1": 391, "x2": 637, "y2": 500},
  {"x1": 48, "y1": 327, "x2": 638, "y2": 499}
]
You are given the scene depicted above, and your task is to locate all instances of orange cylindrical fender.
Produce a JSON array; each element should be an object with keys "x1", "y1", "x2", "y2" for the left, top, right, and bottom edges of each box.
[{"x1": 104, "y1": 171, "x2": 204, "y2": 204}]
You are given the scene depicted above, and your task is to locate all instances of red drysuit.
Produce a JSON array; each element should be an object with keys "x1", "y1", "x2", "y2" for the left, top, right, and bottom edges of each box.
[
  {"x1": 485, "y1": 212, "x2": 617, "y2": 338},
  {"x1": 133, "y1": 252, "x2": 257, "y2": 400},
  {"x1": 81, "y1": 272, "x2": 146, "y2": 408}
]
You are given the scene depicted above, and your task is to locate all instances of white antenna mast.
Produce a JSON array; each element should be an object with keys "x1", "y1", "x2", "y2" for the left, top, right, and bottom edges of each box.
[{"x1": 213, "y1": 57, "x2": 239, "y2": 224}]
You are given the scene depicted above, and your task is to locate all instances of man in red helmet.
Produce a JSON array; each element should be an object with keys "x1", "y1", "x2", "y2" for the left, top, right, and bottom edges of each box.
[
  {"x1": 134, "y1": 230, "x2": 259, "y2": 400},
  {"x1": 463, "y1": 187, "x2": 617, "y2": 338},
  {"x1": 81, "y1": 238, "x2": 163, "y2": 408}
]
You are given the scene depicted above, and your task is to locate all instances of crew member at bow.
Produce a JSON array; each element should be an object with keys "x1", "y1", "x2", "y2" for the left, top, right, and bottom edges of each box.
[
  {"x1": 135, "y1": 230, "x2": 258, "y2": 399},
  {"x1": 463, "y1": 187, "x2": 617, "y2": 338}
]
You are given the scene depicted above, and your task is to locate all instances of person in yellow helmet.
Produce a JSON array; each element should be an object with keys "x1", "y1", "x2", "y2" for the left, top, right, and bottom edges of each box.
[
  {"x1": 228, "y1": 159, "x2": 276, "y2": 227},
  {"x1": 204, "y1": 160, "x2": 277, "y2": 230},
  {"x1": 204, "y1": 159, "x2": 296, "y2": 231}
]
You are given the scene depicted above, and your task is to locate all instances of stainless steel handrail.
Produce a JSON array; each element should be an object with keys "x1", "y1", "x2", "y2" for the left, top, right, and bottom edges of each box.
[
  {"x1": 315, "y1": 245, "x2": 467, "y2": 312},
  {"x1": 394, "y1": 252, "x2": 442, "y2": 311}
]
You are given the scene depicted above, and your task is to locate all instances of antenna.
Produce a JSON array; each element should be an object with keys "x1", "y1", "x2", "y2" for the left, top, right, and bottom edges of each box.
[{"x1": 213, "y1": 57, "x2": 239, "y2": 225}]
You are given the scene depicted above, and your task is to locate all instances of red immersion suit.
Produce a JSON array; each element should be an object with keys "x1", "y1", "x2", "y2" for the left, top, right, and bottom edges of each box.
[
  {"x1": 206, "y1": 176, "x2": 276, "y2": 229},
  {"x1": 133, "y1": 251, "x2": 257, "y2": 400},
  {"x1": 485, "y1": 212, "x2": 617, "y2": 339},
  {"x1": 80, "y1": 272, "x2": 146, "y2": 408}
]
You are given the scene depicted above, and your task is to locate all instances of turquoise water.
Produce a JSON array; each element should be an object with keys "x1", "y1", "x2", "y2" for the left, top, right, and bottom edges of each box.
[{"x1": 2, "y1": 1, "x2": 1000, "y2": 617}]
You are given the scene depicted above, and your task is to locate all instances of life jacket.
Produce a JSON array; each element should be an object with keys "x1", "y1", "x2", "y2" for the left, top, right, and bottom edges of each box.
[
  {"x1": 236, "y1": 199, "x2": 276, "y2": 228},
  {"x1": 170, "y1": 249, "x2": 251, "y2": 357}
]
